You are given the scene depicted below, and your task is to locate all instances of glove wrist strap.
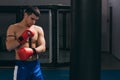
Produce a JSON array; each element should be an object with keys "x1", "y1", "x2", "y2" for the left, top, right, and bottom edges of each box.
[{"x1": 32, "y1": 48, "x2": 37, "y2": 54}]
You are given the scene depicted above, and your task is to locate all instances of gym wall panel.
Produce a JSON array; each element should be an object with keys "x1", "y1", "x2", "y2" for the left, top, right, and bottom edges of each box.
[
  {"x1": 110, "y1": 0, "x2": 120, "y2": 59},
  {"x1": 101, "y1": 0, "x2": 110, "y2": 53}
]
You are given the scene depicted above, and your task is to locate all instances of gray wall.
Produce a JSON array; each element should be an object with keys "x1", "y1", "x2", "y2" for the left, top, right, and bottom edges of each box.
[{"x1": 0, "y1": 0, "x2": 70, "y2": 6}]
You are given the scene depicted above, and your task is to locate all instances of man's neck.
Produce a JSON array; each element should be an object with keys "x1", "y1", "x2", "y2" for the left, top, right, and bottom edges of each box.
[{"x1": 20, "y1": 21, "x2": 30, "y2": 28}]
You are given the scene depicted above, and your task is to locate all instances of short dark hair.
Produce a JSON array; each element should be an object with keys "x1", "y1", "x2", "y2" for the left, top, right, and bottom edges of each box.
[{"x1": 24, "y1": 6, "x2": 40, "y2": 17}]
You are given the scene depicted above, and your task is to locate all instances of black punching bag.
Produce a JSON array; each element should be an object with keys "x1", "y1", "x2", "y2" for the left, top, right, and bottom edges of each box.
[{"x1": 70, "y1": 0, "x2": 101, "y2": 80}]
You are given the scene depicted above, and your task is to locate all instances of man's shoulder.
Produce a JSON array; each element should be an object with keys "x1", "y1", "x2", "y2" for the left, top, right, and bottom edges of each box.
[
  {"x1": 8, "y1": 23, "x2": 18, "y2": 28},
  {"x1": 7, "y1": 23, "x2": 20, "y2": 32},
  {"x1": 33, "y1": 25, "x2": 41, "y2": 27},
  {"x1": 32, "y1": 25, "x2": 44, "y2": 34},
  {"x1": 33, "y1": 25, "x2": 43, "y2": 30}
]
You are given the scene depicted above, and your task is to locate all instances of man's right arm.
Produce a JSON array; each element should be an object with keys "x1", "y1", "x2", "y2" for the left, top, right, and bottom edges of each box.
[{"x1": 6, "y1": 25, "x2": 20, "y2": 51}]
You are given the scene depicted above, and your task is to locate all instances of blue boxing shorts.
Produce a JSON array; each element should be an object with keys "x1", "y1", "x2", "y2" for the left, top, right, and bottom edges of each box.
[{"x1": 13, "y1": 60, "x2": 44, "y2": 80}]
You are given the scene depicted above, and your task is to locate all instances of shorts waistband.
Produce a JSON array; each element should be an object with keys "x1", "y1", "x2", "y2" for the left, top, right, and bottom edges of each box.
[{"x1": 15, "y1": 59, "x2": 40, "y2": 66}]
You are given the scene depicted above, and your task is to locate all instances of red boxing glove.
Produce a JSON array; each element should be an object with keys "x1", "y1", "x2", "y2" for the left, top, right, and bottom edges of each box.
[
  {"x1": 17, "y1": 47, "x2": 36, "y2": 60},
  {"x1": 17, "y1": 29, "x2": 34, "y2": 44}
]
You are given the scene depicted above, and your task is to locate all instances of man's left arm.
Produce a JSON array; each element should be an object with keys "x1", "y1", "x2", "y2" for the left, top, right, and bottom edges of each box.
[{"x1": 35, "y1": 27, "x2": 46, "y2": 53}]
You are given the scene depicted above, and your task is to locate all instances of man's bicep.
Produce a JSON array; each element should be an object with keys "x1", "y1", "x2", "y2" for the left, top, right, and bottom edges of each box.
[
  {"x1": 38, "y1": 35, "x2": 46, "y2": 46},
  {"x1": 37, "y1": 27, "x2": 46, "y2": 45},
  {"x1": 6, "y1": 26, "x2": 16, "y2": 40}
]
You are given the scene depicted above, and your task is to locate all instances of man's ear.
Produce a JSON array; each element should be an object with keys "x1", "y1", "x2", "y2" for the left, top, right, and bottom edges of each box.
[
  {"x1": 24, "y1": 13, "x2": 28, "y2": 17},
  {"x1": 24, "y1": 13, "x2": 27, "y2": 16}
]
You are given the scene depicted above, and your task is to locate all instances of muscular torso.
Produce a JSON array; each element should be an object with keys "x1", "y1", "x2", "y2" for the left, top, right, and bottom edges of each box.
[{"x1": 12, "y1": 23, "x2": 39, "y2": 60}]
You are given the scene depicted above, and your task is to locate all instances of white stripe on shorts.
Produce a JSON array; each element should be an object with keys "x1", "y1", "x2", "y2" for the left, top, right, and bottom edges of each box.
[{"x1": 13, "y1": 66, "x2": 18, "y2": 80}]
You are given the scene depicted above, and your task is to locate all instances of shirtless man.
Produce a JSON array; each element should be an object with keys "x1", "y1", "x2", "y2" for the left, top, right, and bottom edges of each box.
[{"x1": 6, "y1": 6, "x2": 46, "y2": 80}]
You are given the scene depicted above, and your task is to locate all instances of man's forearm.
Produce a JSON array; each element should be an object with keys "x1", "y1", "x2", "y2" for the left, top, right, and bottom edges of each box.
[
  {"x1": 6, "y1": 40, "x2": 20, "y2": 51},
  {"x1": 35, "y1": 45, "x2": 46, "y2": 53}
]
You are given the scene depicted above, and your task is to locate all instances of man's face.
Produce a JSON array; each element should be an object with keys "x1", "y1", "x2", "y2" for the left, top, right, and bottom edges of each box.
[{"x1": 25, "y1": 13, "x2": 39, "y2": 27}]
